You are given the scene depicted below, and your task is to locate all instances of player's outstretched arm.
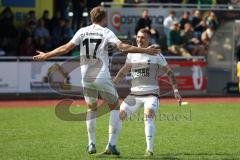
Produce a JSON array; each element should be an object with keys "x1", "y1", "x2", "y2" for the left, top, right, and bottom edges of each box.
[
  {"x1": 113, "y1": 63, "x2": 132, "y2": 85},
  {"x1": 116, "y1": 42, "x2": 160, "y2": 55},
  {"x1": 162, "y1": 66, "x2": 182, "y2": 106},
  {"x1": 33, "y1": 42, "x2": 76, "y2": 61}
]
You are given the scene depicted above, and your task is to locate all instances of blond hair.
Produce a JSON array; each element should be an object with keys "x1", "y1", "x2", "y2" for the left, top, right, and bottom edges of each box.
[{"x1": 90, "y1": 6, "x2": 106, "y2": 23}]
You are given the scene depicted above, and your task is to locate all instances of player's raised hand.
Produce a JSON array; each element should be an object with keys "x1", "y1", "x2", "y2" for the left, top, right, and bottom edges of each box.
[
  {"x1": 174, "y1": 89, "x2": 182, "y2": 106},
  {"x1": 146, "y1": 46, "x2": 161, "y2": 55},
  {"x1": 33, "y1": 50, "x2": 48, "y2": 61}
]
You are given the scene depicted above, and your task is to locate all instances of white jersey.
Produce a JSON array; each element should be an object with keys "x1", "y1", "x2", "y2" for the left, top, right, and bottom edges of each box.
[
  {"x1": 70, "y1": 24, "x2": 120, "y2": 80},
  {"x1": 126, "y1": 53, "x2": 168, "y2": 96}
]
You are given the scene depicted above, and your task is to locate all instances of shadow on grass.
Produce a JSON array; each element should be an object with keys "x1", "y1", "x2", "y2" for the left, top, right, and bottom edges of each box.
[{"x1": 91, "y1": 152, "x2": 239, "y2": 160}]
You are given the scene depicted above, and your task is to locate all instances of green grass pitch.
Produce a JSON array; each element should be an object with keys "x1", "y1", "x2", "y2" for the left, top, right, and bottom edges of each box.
[{"x1": 0, "y1": 103, "x2": 240, "y2": 160}]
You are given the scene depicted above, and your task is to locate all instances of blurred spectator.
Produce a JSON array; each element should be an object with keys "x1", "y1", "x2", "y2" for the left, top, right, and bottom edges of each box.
[
  {"x1": 25, "y1": 10, "x2": 37, "y2": 27},
  {"x1": 34, "y1": 19, "x2": 50, "y2": 41},
  {"x1": 20, "y1": 21, "x2": 37, "y2": 43},
  {"x1": 41, "y1": 10, "x2": 51, "y2": 31},
  {"x1": 49, "y1": 11, "x2": 61, "y2": 33},
  {"x1": 55, "y1": 0, "x2": 70, "y2": 19},
  {"x1": 19, "y1": 37, "x2": 36, "y2": 56},
  {"x1": 164, "y1": 10, "x2": 178, "y2": 35},
  {"x1": 65, "y1": 19, "x2": 74, "y2": 40},
  {"x1": 36, "y1": 38, "x2": 51, "y2": 52},
  {"x1": 0, "y1": 7, "x2": 14, "y2": 25},
  {"x1": 0, "y1": 7, "x2": 18, "y2": 39},
  {"x1": 149, "y1": 28, "x2": 159, "y2": 45},
  {"x1": 201, "y1": 24, "x2": 215, "y2": 47},
  {"x1": 191, "y1": 10, "x2": 206, "y2": 39},
  {"x1": 71, "y1": 0, "x2": 84, "y2": 31},
  {"x1": 191, "y1": 10, "x2": 201, "y2": 29},
  {"x1": 0, "y1": 7, "x2": 19, "y2": 56},
  {"x1": 51, "y1": 19, "x2": 70, "y2": 47},
  {"x1": 205, "y1": 11, "x2": 219, "y2": 30},
  {"x1": 167, "y1": 21, "x2": 191, "y2": 57},
  {"x1": 135, "y1": 9, "x2": 152, "y2": 34},
  {"x1": 180, "y1": 11, "x2": 190, "y2": 30},
  {"x1": 181, "y1": 23, "x2": 205, "y2": 55},
  {"x1": 34, "y1": 19, "x2": 51, "y2": 52}
]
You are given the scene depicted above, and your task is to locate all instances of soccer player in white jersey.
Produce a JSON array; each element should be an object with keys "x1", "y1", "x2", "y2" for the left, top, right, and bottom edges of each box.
[
  {"x1": 113, "y1": 28, "x2": 182, "y2": 156},
  {"x1": 33, "y1": 7, "x2": 160, "y2": 156}
]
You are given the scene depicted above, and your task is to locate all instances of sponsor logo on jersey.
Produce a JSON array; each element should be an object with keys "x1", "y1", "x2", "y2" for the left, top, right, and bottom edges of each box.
[{"x1": 132, "y1": 68, "x2": 150, "y2": 79}]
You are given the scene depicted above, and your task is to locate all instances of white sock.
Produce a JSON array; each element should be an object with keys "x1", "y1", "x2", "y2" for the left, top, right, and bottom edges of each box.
[
  {"x1": 108, "y1": 110, "x2": 122, "y2": 146},
  {"x1": 144, "y1": 117, "x2": 154, "y2": 152},
  {"x1": 86, "y1": 109, "x2": 97, "y2": 145}
]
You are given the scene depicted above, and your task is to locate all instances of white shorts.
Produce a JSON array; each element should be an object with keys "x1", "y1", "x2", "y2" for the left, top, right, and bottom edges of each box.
[
  {"x1": 82, "y1": 78, "x2": 118, "y2": 105},
  {"x1": 120, "y1": 95, "x2": 159, "y2": 118}
]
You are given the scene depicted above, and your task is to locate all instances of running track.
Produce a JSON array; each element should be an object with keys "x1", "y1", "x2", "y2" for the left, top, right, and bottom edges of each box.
[{"x1": 0, "y1": 97, "x2": 240, "y2": 108}]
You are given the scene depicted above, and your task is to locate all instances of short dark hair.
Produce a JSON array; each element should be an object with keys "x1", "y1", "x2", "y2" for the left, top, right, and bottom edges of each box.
[
  {"x1": 138, "y1": 28, "x2": 151, "y2": 37},
  {"x1": 90, "y1": 6, "x2": 106, "y2": 23}
]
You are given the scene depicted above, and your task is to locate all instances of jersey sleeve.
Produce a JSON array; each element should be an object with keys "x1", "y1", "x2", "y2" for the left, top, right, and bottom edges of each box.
[
  {"x1": 157, "y1": 53, "x2": 168, "y2": 67},
  {"x1": 106, "y1": 29, "x2": 121, "y2": 44},
  {"x1": 69, "y1": 29, "x2": 82, "y2": 45}
]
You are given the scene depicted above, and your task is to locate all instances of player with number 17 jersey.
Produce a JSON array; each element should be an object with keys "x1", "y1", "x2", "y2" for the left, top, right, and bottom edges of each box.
[{"x1": 70, "y1": 23, "x2": 120, "y2": 80}]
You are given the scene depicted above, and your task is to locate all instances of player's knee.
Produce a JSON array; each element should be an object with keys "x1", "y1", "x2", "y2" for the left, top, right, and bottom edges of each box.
[
  {"x1": 144, "y1": 109, "x2": 155, "y2": 119},
  {"x1": 119, "y1": 110, "x2": 127, "y2": 120},
  {"x1": 88, "y1": 103, "x2": 97, "y2": 111}
]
